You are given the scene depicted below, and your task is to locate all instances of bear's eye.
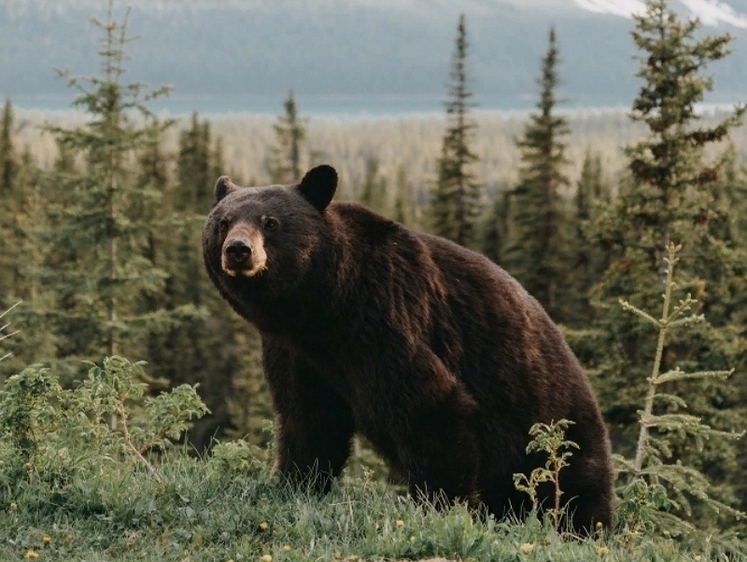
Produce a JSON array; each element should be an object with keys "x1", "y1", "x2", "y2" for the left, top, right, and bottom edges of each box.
[
  {"x1": 219, "y1": 218, "x2": 230, "y2": 233},
  {"x1": 263, "y1": 217, "x2": 279, "y2": 232}
]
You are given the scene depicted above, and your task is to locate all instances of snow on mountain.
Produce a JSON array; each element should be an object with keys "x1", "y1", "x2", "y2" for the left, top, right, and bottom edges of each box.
[
  {"x1": 573, "y1": 0, "x2": 647, "y2": 17},
  {"x1": 680, "y1": 0, "x2": 747, "y2": 27},
  {"x1": 573, "y1": 0, "x2": 747, "y2": 28}
]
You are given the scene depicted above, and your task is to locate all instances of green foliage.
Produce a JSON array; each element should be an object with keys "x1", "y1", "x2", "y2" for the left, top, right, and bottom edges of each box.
[
  {"x1": 430, "y1": 13, "x2": 481, "y2": 248},
  {"x1": 19, "y1": 2, "x2": 178, "y2": 382},
  {"x1": 481, "y1": 187, "x2": 511, "y2": 265},
  {"x1": 513, "y1": 419, "x2": 579, "y2": 530},
  {"x1": 501, "y1": 26, "x2": 572, "y2": 321},
  {"x1": 359, "y1": 154, "x2": 388, "y2": 214},
  {"x1": 176, "y1": 111, "x2": 218, "y2": 212},
  {"x1": 0, "y1": 419, "x2": 729, "y2": 561},
  {"x1": 566, "y1": 150, "x2": 611, "y2": 326},
  {"x1": 613, "y1": 244, "x2": 744, "y2": 542},
  {"x1": 0, "y1": 356, "x2": 207, "y2": 488},
  {"x1": 589, "y1": 0, "x2": 747, "y2": 530},
  {"x1": 266, "y1": 89, "x2": 307, "y2": 184},
  {"x1": 0, "y1": 302, "x2": 20, "y2": 363}
]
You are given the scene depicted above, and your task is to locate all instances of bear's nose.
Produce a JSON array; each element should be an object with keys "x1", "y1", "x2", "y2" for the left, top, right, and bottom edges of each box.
[{"x1": 225, "y1": 239, "x2": 252, "y2": 267}]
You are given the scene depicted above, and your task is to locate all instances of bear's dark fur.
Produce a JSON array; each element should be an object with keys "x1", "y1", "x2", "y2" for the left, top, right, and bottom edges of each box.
[{"x1": 202, "y1": 165, "x2": 613, "y2": 532}]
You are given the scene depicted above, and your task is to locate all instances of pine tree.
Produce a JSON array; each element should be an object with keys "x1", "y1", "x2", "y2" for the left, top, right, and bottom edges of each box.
[
  {"x1": 393, "y1": 165, "x2": 416, "y2": 226},
  {"x1": 590, "y1": 0, "x2": 747, "y2": 526},
  {"x1": 0, "y1": 98, "x2": 18, "y2": 195},
  {"x1": 266, "y1": 89, "x2": 307, "y2": 184},
  {"x1": 430, "y1": 14, "x2": 481, "y2": 248},
  {"x1": 30, "y1": 2, "x2": 173, "y2": 379},
  {"x1": 177, "y1": 112, "x2": 214, "y2": 212},
  {"x1": 0, "y1": 98, "x2": 20, "y2": 304},
  {"x1": 502, "y1": 27, "x2": 571, "y2": 321},
  {"x1": 359, "y1": 154, "x2": 388, "y2": 214},
  {"x1": 566, "y1": 150, "x2": 610, "y2": 326},
  {"x1": 481, "y1": 187, "x2": 511, "y2": 265}
]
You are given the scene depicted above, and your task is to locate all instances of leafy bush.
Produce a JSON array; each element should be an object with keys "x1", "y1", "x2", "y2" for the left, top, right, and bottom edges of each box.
[{"x1": 0, "y1": 355, "x2": 208, "y2": 494}]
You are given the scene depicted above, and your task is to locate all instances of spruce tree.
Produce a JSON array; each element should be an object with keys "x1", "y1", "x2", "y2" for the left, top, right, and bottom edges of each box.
[
  {"x1": 0, "y1": 98, "x2": 18, "y2": 195},
  {"x1": 481, "y1": 188, "x2": 511, "y2": 265},
  {"x1": 566, "y1": 150, "x2": 610, "y2": 326},
  {"x1": 0, "y1": 98, "x2": 20, "y2": 304},
  {"x1": 359, "y1": 154, "x2": 388, "y2": 214},
  {"x1": 266, "y1": 89, "x2": 307, "y2": 184},
  {"x1": 31, "y1": 3, "x2": 173, "y2": 378},
  {"x1": 590, "y1": 0, "x2": 747, "y2": 526},
  {"x1": 177, "y1": 112, "x2": 214, "y2": 212},
  {"x1": 430, "y1": 14, "x2": 480, "y2": 248},
  {"x1": 502, "y1": 27, "x2": 570, "y2": 321},
  {"x1": 393, "y1": 165, "x2": 416, "y2": 226}
]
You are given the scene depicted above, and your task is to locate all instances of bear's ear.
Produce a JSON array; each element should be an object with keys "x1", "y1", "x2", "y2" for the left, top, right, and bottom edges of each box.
[
  {"x1": 298, "y1": 165, "x2": 337, "y2": 211},
  {"x1": 214, "y1": 176, "x2": 238, "y2": 204}
]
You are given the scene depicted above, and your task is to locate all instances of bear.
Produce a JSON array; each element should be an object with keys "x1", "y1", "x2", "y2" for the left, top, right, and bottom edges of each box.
[{"x1": 202, "y1": 164, "x2": 614, "y2": 532}]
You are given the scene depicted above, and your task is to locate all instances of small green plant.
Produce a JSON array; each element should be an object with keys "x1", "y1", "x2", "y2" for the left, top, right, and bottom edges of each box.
[
  {"x1": 513, "y1": 418, "x2": 578, "y2": 530},
  {"x1": 614, "y1": 243, "x2": 745, "y2": 538},
  {"x1": 0, "y1": 302, "x2": 21, "y2": 363},
  {"x1": 0, "y1": 355, "x2": 209, "y2": 487}
]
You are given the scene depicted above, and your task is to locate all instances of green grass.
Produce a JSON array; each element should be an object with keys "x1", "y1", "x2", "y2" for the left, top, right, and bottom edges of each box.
[
  {"x1": 0, "y1": 452, "x2": 729, "y2": 562},
  {"x1": 0, "y1": 360, "x2": 739, "y2": 561}
]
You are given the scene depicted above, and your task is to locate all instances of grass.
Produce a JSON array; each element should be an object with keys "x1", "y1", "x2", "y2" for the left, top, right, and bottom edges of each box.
[
  {"x1": 0, "y1": 359, "x2": 739, "y2": 561},
  {"x1": 0, "y1": 450, "x2": 730, "y2": 562}
]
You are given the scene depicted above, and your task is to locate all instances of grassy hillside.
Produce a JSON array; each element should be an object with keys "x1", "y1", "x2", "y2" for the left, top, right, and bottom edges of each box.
[
  {"x1": 0, "y1": 444, "x2": 728, "y2": 561},
  {"x1": 0, "y1": 357, "x2": 740, "y2": 562}
]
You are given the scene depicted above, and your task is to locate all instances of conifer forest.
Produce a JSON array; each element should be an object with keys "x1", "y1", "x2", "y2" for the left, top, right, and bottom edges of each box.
[{"x1": 2, "y1": 0, "x2": 747, "y2": 559}]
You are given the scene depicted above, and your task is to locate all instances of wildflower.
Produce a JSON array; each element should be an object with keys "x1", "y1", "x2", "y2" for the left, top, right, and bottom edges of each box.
[
  {"x1": 596, "y1": 521, "x2": 603, "y2": 530},
  {"x1": 282, "y1": 545, "x2": 291, "y2": 552},
  {"x1": 10, "y1": 502, "x2": 17, "y2": 510},
  {"x1": 261, "y1": 555, "x2": 272, "y2": 562},
  {"x1": 25, "y1": 551, "x2": 39, "y2": 560},
  {"x1": 519, "y1": 542, "x2": 534, "y2": 554},
  {"x1": 395, "y1": 519, "x2": 405, "y2": 528},
  {"x1": 409, "y1": 535, "x2": 416, "y2": 542},
  {"x1": 259, "y1": 521, "x2": 269, "y2": 531},
  {"x1": 42, "y1": 534, "x2": 51, "y2": 545},
  {"x1": 334, "y1": 550, "x2": 342, "y2": 560},
  {"x1": 597, "y1": 545, "x2": 609, "y2": 556}
]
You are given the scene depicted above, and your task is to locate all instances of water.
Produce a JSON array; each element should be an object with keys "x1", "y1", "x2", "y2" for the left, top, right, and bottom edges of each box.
[{"x1": 9, "y1": 92, "x2": 573, "y2": 119}]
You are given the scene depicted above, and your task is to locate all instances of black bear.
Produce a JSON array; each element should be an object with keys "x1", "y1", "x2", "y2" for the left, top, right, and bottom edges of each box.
[{"x1": 202, "y1": 165, "x2": 613, "y2": 532}]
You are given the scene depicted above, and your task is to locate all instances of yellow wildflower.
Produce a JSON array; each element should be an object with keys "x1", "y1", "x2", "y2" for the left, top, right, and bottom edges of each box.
[
  {"x1": 281, "y1": 545, "x2": 291, "y2": 552},
  {"x1": 261, "y1": 555, "x2": 272, "y2": 562},
  {"x1": 597, "y1": 545, "x2": 609, "y2": 556},
  {"x1": 519, "y1": 542, "x2": 534, "y2": 554},
  {"x1": 42, "y1": 534, "x2": 51, "y2": 545},
  {"x1": 25, "y1": 551, "x2": 39, "y2": 560},
  {"x1": 259, "y1": 521, "x2": 269, "y2": 531}
]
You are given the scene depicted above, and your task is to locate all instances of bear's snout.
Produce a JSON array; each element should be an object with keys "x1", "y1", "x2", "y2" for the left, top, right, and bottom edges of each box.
[
  {"x1": 225, "y1": 239, "x2": 251, "y2": 268},
  {"x1": 220, "y1": 225, "x2": 268, "y2": 278}
]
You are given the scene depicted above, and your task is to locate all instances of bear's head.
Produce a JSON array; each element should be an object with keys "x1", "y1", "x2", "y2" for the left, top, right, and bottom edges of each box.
[{"x1": 202, "y1": 165, "x2": 338, "y2": 316}]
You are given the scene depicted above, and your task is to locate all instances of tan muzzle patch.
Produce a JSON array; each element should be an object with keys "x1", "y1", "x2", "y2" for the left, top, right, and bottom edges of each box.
[{"x1": 221, "y1": 223, "x2": 268, "y2": 278}]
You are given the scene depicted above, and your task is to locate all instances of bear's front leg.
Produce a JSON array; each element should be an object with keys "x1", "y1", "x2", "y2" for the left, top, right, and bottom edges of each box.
[
  {"x1": 262, "y1": 338, "x2": 355, "y2": 492},
  {"x1": 384, "y1": 347, "x2": 482, "y2": 507}
]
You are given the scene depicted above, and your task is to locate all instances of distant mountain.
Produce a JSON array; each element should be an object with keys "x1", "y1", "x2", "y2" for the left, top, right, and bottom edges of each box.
[{"x1": 1, "y1": 0, "x2": 745, "y2": 113}]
